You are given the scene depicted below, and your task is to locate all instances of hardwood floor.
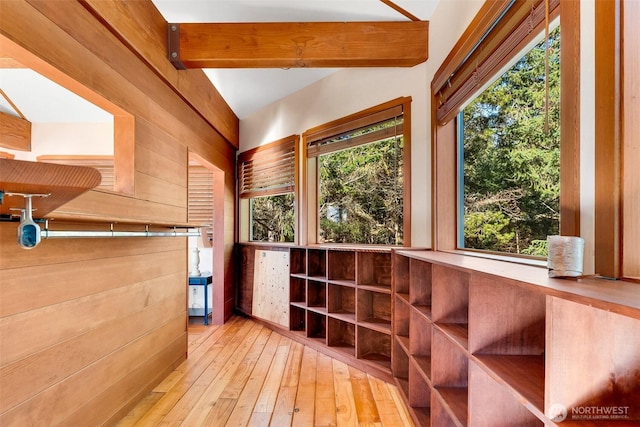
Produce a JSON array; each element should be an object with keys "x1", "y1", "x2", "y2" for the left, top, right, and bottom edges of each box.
[{"x1": 117, "y1": 316, "x2": 414, "y2": 427}]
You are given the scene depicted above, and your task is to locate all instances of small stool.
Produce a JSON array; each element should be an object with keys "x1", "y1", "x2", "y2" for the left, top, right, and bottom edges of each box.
[{"x1": 188, "y1": 274, "x2": 212, "y2": 325}]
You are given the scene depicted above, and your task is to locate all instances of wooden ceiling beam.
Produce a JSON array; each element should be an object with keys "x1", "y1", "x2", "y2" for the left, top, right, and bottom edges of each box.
[
  {"x1": 167, "y1": 21, "x2": 428, "y2": 69},
  {"x1": 0, "y1": 111, "x2": 31, "y2": 151}
]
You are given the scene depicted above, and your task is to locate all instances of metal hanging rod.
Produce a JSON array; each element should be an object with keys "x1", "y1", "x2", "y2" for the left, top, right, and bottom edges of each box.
[
  {"x1": 40, "y1": 223, "x2": 200, "y2": 240},
  {"x1": 3, "y1": 191, "x2": 200, "y2": 248}
]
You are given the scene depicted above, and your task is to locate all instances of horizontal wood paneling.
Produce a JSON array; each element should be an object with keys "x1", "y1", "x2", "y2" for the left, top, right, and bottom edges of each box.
[
  {"x1": 177, "y1": 69, "x2": 239, "y2": 147},
  {"x1": 0, "y1": 315, "x2": 186, "y2": 426},
  {"x1": 0, "y1": 288, "x2": 185, "y2": 413},
  {"x1": 134, "y1": 116, "x2": 187, "y2": 183},
  {"x1": 0, "y1": 249, "x2": 184, "y2": 317},
  {"x1": 0, "y1": 0, "x2": 237, "y2": 423},
  {"x1": 0, "y1": 222, "x2": 184, "y2": 270},
  {"x1": 134, "y1": 171, "x2": 187, "y2": 208},
  {"x1": 53, "y1": 190, "x2": 186, "y2": 224},
  {"x1": 0, "y1": 270, "x2": 185, "y2": 366},
  {"x1": 135, "y1": 145, "x2": 186, "y2": 187}
]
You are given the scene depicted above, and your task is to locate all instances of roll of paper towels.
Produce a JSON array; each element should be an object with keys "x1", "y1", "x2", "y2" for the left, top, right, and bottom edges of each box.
[{"x1": 547, "y1": 235, "x2": 585, "y2": 278}]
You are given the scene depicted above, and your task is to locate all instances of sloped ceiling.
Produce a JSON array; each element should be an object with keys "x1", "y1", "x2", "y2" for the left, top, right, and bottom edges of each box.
[
  {"x1": 151, "y1": 0, "x2": 439, "y2": 119},
  {"x1": 0, "y1": 1, "x2": 438, "y2": 123}
]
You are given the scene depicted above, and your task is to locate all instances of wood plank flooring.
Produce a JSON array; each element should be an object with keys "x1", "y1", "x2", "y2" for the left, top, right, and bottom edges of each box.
[{"x1": 117, "y1": 316, "x2": 414, "y2": 427}]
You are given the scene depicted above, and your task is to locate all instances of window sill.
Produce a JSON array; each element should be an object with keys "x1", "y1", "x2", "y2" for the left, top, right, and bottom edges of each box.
[{"x1": 445, "y1": 249, "x2": 548, "y2": 269}]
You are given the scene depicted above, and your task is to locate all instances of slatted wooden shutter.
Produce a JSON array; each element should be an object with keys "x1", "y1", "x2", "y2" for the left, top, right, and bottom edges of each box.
[
  {"x1": 237, "y1": 135, "x2": 297, "y2": 199},
  {"x1": 188, "y1": 163, "x2": 213, "y2": 246}
]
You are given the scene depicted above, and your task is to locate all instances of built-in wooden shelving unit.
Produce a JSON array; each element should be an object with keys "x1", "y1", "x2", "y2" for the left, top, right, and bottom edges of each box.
[
  {"x1": 236, "y1": 244, "x2": 395, "y2": 380},
  {"x1": 288, "y1": 246, "x2": 393, "y2": 376},
  {"x1": 237, "y1": 244, "x2": 640, "y2": 424},
  {"x1": 391, "y1": 249, "x2": 640, "y2": 426}
]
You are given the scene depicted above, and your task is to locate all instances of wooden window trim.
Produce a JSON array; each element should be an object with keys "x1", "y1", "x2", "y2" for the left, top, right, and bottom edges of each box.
[
  {"x1": 302, "y1": 97, "x2": 412, "y2": 246},
  {"x1": 431, "y1": 0, "x2": 580, "y2": 252},
  {"x1": 594, "y1": 0, "x2": 627, "y2": 279}
]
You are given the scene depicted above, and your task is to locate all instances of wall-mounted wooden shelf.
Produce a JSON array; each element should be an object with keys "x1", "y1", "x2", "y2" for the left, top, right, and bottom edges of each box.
[{"x1": 0, "y1": 158, "x2": 101, "y2": 217}]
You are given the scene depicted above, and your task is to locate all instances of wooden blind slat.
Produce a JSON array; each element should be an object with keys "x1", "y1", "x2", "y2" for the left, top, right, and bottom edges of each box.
[
  {"x1": 238, "y1": 135, "x2": 298, "y2": 199},
  {"x1": 188, "y1": 164, "x2": 213, "y2": 225},
  {"x1": 433, "y1": 0, "x2": 559, "y2": 125},
  {"x1": 305, "y1": 105, "x2": 403, "y2": 144},
  {"x1": 307, "y1": 122, "x2": 403, "y2": 158}
]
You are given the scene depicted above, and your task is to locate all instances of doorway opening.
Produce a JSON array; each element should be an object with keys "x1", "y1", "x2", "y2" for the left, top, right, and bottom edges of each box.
[{"x1": 188, "y1": 152, "x2": 226, "y2": 325}]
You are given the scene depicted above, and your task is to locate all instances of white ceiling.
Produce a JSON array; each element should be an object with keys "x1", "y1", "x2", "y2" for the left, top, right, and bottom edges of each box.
[
  {"x1": 151, "y1": 0, "x2": 439, "y2": 119},
  {"x1": 0, "y1": 68, "x2": 113, "y2": 123},
  {"x1": 0, "y1": 1, "x2": 438, "y2": 124}
]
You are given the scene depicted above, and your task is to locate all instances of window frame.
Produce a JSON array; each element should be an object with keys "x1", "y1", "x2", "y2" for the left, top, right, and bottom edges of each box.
[
  {"x1": 431, "y1": 0, "x2": 580, "y2": 258},
  {"x1": 237, "y1": 134, "x2": 300, "y2": 243},
  {"x1": 302, "y1": 97, "x2": 412, "y2": 246}
]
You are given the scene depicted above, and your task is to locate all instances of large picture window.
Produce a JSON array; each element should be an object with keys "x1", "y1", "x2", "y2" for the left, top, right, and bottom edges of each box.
[
  {"x1": 460, "y1": 27, "x2": 560, "y2": 256},
  {"x1": 305, "y1": 98, "x2": 411, "y2": 245},
  {"x1": 431, "y1": 0, "x2": 579, "y2": 260}
]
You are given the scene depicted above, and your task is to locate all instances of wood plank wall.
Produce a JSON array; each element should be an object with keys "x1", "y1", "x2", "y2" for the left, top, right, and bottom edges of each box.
[
  {"x1": 0, "y1": 226, "x2": 188, "y2": 426},
  {"x1": 0, "y1": 0, "x2": 238, "y2": 424}
]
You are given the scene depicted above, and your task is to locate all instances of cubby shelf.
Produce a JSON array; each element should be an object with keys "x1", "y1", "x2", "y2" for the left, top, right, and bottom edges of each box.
[
  {"x1": 411, "y1": 355, "x2": 431, "y2": 384},
  {"x1": 327, "y1": 279, "x2": 356, "y2": 287},
  {"x1": 241, "y1": 243, "x2": 640, "y2": 426},
  {"x1": 327, "y1": 317, "x2": 356, "y2": 357},
  {"x1": 413, "y1": 305, "x2": 432, "y2": 321},
  {"x1": 283, "y1": 246, "x2": 396, "y2": 378},
  {"x1": 396, "y1": 335, "x2": 410, "y2": 354},
  {"x1": 391, "y1": 249, "x2": 640, "y2": 427},
  {"x1": 473, "y1": 354, "x2": 545, "y2": 414},
  {"x1": 434, "y1": 387, "x2": 468, "y2": 427},
  {"x1": 396, "y1": 292, "x2": 410, "y2": 304},
  {"x1": 327, "y1": 312, "x2": 356, "y2": 324},
  {"x1": 435, "y1": 322, "x2": 469, "y2": 351}
]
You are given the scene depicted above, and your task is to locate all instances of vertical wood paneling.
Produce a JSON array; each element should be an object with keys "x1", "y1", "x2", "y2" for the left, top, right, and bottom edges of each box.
[
  {"x1": 622, "y1": 0, "x2": 640, "y2": 280},
  {"x1": 594, "y1": 0, "x2": 622, "y2": 278}
]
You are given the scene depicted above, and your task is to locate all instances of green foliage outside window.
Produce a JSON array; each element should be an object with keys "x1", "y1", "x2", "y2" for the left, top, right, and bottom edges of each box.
[
  {"x1": 319, "y1": 137, "x2": 403, "y2": 245},
  {"x1": 251, "y1": 193, "x2": 295, "y2": 242},
  {"x1": 461, "y1": 27, "x2": 560, "y2": 256}
]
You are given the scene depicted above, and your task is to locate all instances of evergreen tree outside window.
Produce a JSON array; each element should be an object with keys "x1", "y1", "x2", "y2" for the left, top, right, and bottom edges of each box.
[
  {"x1": 250, "y1": 194, "x2": 295, "y2": 242},
  {"x1": 238, "y1": 135, "x2": 297, "y2": 243},
  {"x1": 459, "y1": 27, "x2": 560, "y2": 256},
  {"x1": 306, "y1": 98, "x2": 410, "y2": 246}
]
